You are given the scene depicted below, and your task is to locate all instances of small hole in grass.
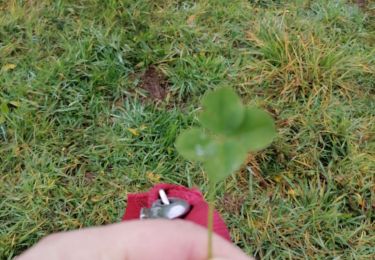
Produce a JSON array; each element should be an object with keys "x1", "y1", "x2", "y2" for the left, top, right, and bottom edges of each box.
[
  {"x1": 259, "y1": 145, "x2": 291, "y2": 177},
  {"x1": 317, "y1": 132, "x2": 349, "y2": 167},
  {"x1": 139, "y1": 66, "x2": 169, "y2": 101}
]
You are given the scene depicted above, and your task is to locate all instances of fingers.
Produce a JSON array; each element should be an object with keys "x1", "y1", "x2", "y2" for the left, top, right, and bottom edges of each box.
[
  {"x1": 120, "y1": 220, "x2": 252, "y2": 260},
  {"x1": 17, "y1": 220, "x2": 253, "y2": 260}
]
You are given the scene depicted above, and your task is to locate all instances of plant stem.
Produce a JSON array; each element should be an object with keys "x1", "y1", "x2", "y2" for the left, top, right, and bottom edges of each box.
[{"x1": 207, "y1": 181, "x2": 216, "y2": 259}]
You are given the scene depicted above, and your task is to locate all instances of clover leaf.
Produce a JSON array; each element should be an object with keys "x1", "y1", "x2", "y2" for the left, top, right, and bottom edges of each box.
[
  {"x1": 199, "y1": 87, "x2": 244, "y2": 135},
  {"x1": 175, "y1": 87, "x2": 276, "y2": 258}
]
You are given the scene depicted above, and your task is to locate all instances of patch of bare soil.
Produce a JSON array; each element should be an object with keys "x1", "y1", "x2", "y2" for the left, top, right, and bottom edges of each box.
[{"x1": 139, "y1": 66, "x2": 168, "y2": 101}]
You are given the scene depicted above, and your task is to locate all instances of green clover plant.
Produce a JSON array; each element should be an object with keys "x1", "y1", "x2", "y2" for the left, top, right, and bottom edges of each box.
[{"x1": 175, "y1": 87, "x2": 276, "y2": 258}]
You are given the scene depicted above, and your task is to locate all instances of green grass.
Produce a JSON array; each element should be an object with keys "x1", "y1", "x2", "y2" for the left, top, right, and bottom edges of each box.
[{"x1": 1, "y1": 0, "x2": 374, "y2": 259}]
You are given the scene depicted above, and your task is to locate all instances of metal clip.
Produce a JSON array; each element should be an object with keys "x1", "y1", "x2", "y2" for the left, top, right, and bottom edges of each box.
[{"x1": 140, "y1": 189, "x2": 190, "y2": 220}]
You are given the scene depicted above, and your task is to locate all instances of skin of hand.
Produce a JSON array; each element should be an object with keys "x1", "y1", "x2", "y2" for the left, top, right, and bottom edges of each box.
[{"x1": 17, "y1": 219, "x2": 253, "y2": 260}]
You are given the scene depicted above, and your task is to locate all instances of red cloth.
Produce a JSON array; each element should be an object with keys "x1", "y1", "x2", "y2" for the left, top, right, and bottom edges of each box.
[{"x1": 122, "y1": 183, "x2": 231, "y2": 241}]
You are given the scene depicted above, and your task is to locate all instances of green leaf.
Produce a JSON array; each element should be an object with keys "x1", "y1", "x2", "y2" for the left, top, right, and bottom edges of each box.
[
  {"x1": 175, "y1": 128, "x2": 216, "y2": 162},
  {"x1": 0, "y1": 102, "x2": 9, "y2": 124},
  {"x1": 204, "y1": 140, "x2": 247, "y2": 183},
  {"x1": 233, "y1": 107, "x2": 276, "y2": 151},
  {"x1": 199, "y1": 87, "x2": 244, "y2": 134},
  {"x1": 0, "y1": 102, "x2": 9, "y2": 115}
]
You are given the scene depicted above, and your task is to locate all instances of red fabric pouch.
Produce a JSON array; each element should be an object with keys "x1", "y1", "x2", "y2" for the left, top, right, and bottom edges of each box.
[{"x1": 122, "y1": 183, "x2": 230, "y2": 241}]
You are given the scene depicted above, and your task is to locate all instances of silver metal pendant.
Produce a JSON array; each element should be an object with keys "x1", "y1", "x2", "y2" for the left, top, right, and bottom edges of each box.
[{"x1": 140, "y1": 189, "x2": 191, "y2": 219}]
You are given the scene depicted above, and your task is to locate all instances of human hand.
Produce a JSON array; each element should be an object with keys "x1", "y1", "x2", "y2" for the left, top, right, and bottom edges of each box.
[{"x1": 17, "y1": 219, "x2": 252, "y2": 260}]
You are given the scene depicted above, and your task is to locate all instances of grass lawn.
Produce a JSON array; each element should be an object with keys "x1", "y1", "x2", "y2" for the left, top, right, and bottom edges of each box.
[{"x1": 1, "y1": 0, "x2": 374, "y2": 259}]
